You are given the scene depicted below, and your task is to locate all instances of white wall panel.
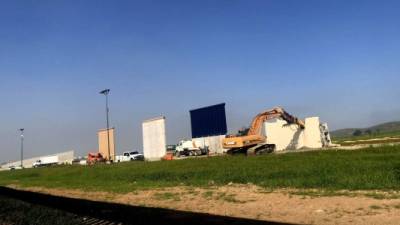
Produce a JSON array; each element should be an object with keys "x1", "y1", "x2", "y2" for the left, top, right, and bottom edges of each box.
[{"x1": 142, "y1": 117, "x2": 166, "y2": 161}]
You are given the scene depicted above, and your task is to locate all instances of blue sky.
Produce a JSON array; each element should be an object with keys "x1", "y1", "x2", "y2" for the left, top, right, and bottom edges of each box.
[{"x1": 1, "y1": 0, "x2": 399, "y2": 162}]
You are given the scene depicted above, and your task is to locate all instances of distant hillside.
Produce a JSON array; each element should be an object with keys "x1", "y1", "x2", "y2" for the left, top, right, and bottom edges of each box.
[{"x1": 331, "y1": 121, "x2": 400, "y2": 138}]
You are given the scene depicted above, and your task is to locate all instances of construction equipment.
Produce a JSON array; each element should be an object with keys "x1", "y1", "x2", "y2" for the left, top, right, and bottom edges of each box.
[
  {"x1": 175, "y1": 140, "x2": 209, "y2": 157},
  {"x1": 162, "y1": 152, "x2": 174, "y2": 160},
  {"x1": 223, "y1": 107, "x2": 305, "y2": 155},
  {"x1": 87, "y1": 152, "x2": 106, "y2": 165}
]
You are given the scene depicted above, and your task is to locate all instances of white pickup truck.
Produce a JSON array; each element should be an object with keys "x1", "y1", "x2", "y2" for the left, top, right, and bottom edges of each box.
[{"x1": 116, "y1": 151, "x2": 144, "y2": 162}]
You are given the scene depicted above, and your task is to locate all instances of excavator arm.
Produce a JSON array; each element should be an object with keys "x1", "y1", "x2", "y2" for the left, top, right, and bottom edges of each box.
[{"x1": 248, "y1": 107, "x2": 305, "y2": 136}]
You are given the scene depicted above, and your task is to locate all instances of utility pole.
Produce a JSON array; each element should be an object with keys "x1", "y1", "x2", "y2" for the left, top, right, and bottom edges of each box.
[
  {"x1": 19, "y1": 128, "x2": 24, "y2": 168},
  {"x1": 99, "y1": 89, "x2": 111, "y2": 162}
]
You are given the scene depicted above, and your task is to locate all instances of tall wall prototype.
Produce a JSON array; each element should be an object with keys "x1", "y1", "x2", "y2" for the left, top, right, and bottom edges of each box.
[
  {"x1": 98, "y1": 128, "x2": 116, "y2": 161},
  {"x1": 189, "y1": 103, "x2": 228, "y2": 154},
  {"x1": 142, "y1": 116, "x2": 166, "y2": 161},
  {"x1": 304, "y1": 117, "x2": 323, "y2": 148}
]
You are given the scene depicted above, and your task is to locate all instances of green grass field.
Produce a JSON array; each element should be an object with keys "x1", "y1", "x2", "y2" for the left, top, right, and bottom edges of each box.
[
  {"x1": 1, "y1": 146, "x2": 400, "y2": 193},
  {"x1": 332, "y1": 130, "x2": 400, "y2": 143}
]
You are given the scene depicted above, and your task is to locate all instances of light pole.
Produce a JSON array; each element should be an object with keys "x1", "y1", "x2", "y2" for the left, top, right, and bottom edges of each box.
[
  {"x1": 99, "y1": 89, "x2": 111, "y2": 162},
  {"x1": 19, "y1": 128, "x2": 24, "y2": 168}
]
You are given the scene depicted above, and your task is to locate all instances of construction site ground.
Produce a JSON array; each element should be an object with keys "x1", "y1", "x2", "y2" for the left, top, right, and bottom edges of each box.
[{"x1": 7, "y1": 184, "x2": 400, "y2": 225}]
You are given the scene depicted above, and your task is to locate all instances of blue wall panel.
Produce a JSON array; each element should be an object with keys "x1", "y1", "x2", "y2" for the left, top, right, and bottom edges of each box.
[{"x1": 190, "y1": 103, "x2": 227, "y2": 138}]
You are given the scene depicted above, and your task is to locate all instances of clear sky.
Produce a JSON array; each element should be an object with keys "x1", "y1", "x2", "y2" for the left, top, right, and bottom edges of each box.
[{"x1": 1, "y1": 0, "x2": 399, "y2": 162}]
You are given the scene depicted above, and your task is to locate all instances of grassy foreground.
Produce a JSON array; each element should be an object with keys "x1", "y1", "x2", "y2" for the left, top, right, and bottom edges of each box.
[{"x1": 1, "y1": 146, "x2": 400, "y2": 193}]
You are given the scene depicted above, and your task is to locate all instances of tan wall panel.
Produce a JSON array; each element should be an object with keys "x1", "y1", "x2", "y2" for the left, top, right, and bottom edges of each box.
[
  {"x1": 98, "y1": 128, "x2": 115, "y2": 161},
  {"x1": 304, "y1": 117, "x2": 323, "y2": 148}
]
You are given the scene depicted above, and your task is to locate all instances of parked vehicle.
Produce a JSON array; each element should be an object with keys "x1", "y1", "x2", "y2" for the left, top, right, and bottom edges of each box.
[
  {"x1": 162, "y1": 152, "x2": 174, "y2": 160},
  {"x1": 166, "y1": 145, "x2": 176, "y2": 152},
  {"x1": 163, "y1": 145, "x2": 176, "y2": 160},
  {"x1": 72, "y1": 157, "x2": 87, "y2": 165},
  {"x1": 116, "y1": 151, "x2": 144, "y2": 162},
  {"x1": 8, "y1": 165, "x2": 23, "y2": 170},
  {"x1": 87, "y1": 152, "x2": 105, "y2": 165},
  {"x1": 33, "y1": 156, "x2": 59, "y2": 168},
  {"x1": 175, "y1": 140, "x2": 209, "y2": 157}
]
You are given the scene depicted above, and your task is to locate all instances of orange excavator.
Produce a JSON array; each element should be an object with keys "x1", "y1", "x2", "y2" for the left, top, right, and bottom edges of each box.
[{"x1": 222, "y1": 107, "x2": 305, "y2": 155}]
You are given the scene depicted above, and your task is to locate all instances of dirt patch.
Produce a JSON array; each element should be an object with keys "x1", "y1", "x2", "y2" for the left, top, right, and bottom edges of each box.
[{"x1": 9, "y1": 185, "x2": 400, "y2": 225}]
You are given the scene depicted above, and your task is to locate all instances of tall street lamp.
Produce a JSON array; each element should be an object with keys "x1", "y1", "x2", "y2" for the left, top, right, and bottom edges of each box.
[
  {"x1": 99, "y1": 89, "x2": 111, "y2": 162},
  {"x1": 19, "y1": 128, "x2": 24, "y2": 168}
]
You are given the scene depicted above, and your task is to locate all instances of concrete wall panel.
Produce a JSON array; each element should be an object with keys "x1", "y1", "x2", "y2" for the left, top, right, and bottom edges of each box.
[
  {"x1": 142, "y1": 117, "x2": 166, "y2": 161},
  {"x1": 193, "y1": 135, "x2": 225, "y2": 154},
  {"x1": 264, "y1": 117, "x2": 324, "y2": 151},
  {"x1": 304, "y1": 117, "x2": 323, "y2": 149},
  {"x1": 264, "y1": 119, "x2": 304, "y2": 151}
]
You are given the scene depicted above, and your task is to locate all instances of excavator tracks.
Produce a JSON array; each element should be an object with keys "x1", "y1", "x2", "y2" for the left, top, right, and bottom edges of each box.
[{"x1": 247, "y1": 144, "x2": 276, "y2": 155}]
